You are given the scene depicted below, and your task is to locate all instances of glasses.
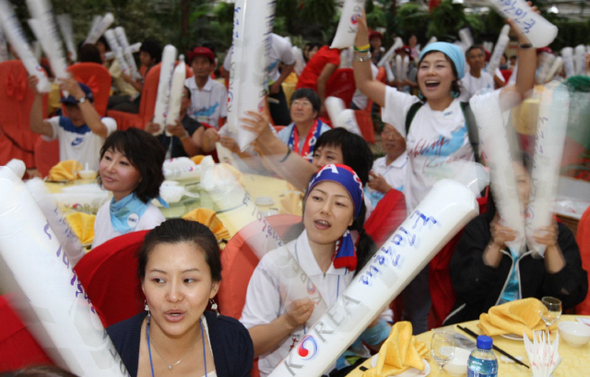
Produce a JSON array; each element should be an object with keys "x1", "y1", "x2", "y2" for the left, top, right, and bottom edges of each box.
[
  {"x1": 431, "y1": 331, "x2": 455, "y2": 375},
  {"x1": 291, "y1": 99, "x2": 312, "y2": 107},
  {"x1": 539, "y1": 296, "x2": 562, "y2": 336}
]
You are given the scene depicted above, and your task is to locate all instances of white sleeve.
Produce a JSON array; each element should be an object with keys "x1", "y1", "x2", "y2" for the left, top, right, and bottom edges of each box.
[
  {"x1": 279, "y1": 39, "x2": 296, "y2": 66},
  {"x1": 41, "y1": 116, "x2": 60, "y2": 141},
  {"x1": 136, "y1": 204, "x2": 165, "y2": 231},
  {"x1": 240, "y1": 254, "x2": 283, "y2": 329},
  {"x1": 381, "y1": 86, "x2": 420, "y2": 138}
]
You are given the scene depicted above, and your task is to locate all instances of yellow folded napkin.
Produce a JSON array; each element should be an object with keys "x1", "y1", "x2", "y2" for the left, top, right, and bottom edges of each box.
[
  {"x1": 182, "y1": 208, "x2": 230, "y2": 241},
  {"x1": 48, "y1": 160, "x2": 83, "y2": 181},
  {"x1": 191, "y1": 155, "x2": 205, "y2": 165},
  {"x1": 280, "y1": 191, "x2": 303, "y2": 216},
  {"x1": 363, "y1": 321, "x2": 428, "y2": 377},
  {"x1": 478, "y1": 298, "x2": 556, "y2": 339},
  {"x1": 65, "y1": 212, "x2": 96, "y2": 245}
]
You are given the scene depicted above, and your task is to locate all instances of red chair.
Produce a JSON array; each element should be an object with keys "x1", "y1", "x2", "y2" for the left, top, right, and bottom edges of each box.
[
  {"x1": 217, "y1": 214, "x2": 302, "y2": 320},
  {"x1": 575, "y1": 206, "x2": 590, "y2": 315},
  {"x1": 68, "y1": 63, "x2": 112, "y2": 117},
  {"x1": 428, "y1": 195, "x2": 489, "y2": 328},
  {"x1": 0, "y1": 295, "x2": 54, "y2": 371},
  {"x1": 0, "y1": 61, "x2": 47, "y2": 169},
  {"x1": 353, "y1": 67, "x2": 386, "y2": 144},
  {"x1": 73, "y1": 230, "x2": 150, "y2": 328},
  {"x1": 34, "y1": 137, "x2": 59, "y2": 178},
  {"x1": 364, "y1": 189, "x2": 407, "y2": 247},
  {"x1": 107, "y1": 63, "x2": 193, "y2": 130},
  {"x1": 325, "y1": 68, "x2": 356, "y2": 110},
  {"x1": 500, "y1": 69, "x2": 513, "y2": 83}
]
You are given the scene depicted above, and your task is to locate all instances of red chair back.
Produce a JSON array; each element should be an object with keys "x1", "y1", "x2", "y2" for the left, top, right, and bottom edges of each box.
[
  {"x1": 0, "y1": 61, "x2": 47, "y2": 168},
  {"x1": 429, "y1": 195, "x2": 489, "y2": 328},
  {"x1": 0, "y1": 295, "x2": 53, "y2": 371},
  {"x1": 217, "y1": 214, "x2": 302, "y2": 320},
  {"x1": 73, "y1": 230, "x2": 150, "y2": 328},
  {"x1": 364, "y1": 189, "x2": 407, "y2": 247},
  {"x1": 68, "y1": 63, "x2": 112, "y2": 117},
  {"x1": 575, "y1": 206, "x2": 590, "y2": 315},
  {"x1": 34, "y1": 137, "x2": 59, "y2": 178},
  {"x1": 325, "y1": 68, "x2": 356, "y2": 109}
]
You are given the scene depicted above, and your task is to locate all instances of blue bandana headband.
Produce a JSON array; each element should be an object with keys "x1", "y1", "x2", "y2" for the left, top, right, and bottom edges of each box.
[
  {"x1": 307, "y1": 164, "x2": 364, "y2": 220},
  {"x1": 419, "y1": 42, "x2": 466, "y2": 80}
]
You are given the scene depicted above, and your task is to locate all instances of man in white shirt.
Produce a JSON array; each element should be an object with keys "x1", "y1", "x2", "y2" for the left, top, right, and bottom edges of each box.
[
  {"x1": 185, "y1": 46, "x2": 228, "y2": 129},
  {"x1": 29, "y1": 77, "x2": 116, "y2": 170},
  {"x1": 223, "y1": 33, "x2": 296, "y2": 126},
  {"x1": 459, "y1": 45, "x2": 495, "y2": 102}
]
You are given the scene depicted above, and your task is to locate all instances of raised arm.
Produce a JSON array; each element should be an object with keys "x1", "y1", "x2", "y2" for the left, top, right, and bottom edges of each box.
[
  {"x1": 28, "y1": 76, "x2": 54, "y2": 138},
  {"x1": 60, "y1": 78, "x2": 109, "y2": 138},
  {"x1": 353, "y1": 12, "x2": 386, "y2": 108}
]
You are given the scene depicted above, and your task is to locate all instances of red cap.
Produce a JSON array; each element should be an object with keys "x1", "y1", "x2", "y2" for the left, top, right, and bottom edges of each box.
[
  {"x1": 188, "y1": 47, "x2": 215, "y2": 64},
  {"x1": 369, "y1": 31, "x2": 383, "y2": 41},
  {"x1": 536, "y1": 47, "x2": 554, "y2": 55}
]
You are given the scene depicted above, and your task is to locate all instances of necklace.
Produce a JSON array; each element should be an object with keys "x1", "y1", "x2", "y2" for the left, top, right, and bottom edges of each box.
[{"x1": 146, "y1": 313, "x2": 207, "y2": 375}]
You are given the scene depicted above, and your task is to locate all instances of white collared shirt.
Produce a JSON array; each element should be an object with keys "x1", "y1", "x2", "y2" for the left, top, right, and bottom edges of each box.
[{"x1": 185, "y1": 76, "x2": 228, "y2": 129}]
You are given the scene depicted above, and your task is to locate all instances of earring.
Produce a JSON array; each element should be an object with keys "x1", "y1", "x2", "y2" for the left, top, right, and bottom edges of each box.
[
  {"x1": 144, "y1": 300, "x2": 149, "y2": 312},
  {"x1": 418, "y1": 90, "x2": 425, "y2": 101},
  {"x1": 450, "y1": 90, "x2": 460, "y2": 98},
  {"x1": 210, "y1": 298, "x2": 219, "y2": 318}
]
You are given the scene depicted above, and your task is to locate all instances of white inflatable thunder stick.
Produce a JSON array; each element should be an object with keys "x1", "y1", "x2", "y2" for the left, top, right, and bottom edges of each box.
[
  {"x1": 268, "y1": 179, "x2": 479, "y2": 377},
  {"x1": 26, "y1": 0, "x2": 69, "y2": 82},
  {"x1": 574, "y1": 44, "x2": 586, "y2": 76},
  {"x1": 426, "y1": 36, "x2": 437, "y2": 46},
  {"x1": 56, "y1": 14, "x2": 76, "y2": 62},
  {"x1": 486, "y1": 25, "x2": 510, "y2": 75},
  {"x1": 470, "y1": 91, "x2": 526, "y2": 253},
  {"x1": 536, "y1": 52, "x2": 556, "y2": 85},
  {"x1": 226, "y1": 0, "x2": 275, "y2": 151},
  {"x1": 152, "y1": 44, "x2": 177, "y2": 135},
  {"x1": 26, "y1": 178, "x2": 86, "y2": 266},
  {"x1": 5, "y1": 159, "x2": 26, "y2": 178},
  {"x1": 32, "y1": 40, "x2": 42, "y2": 60},
  {"x1": 324, "y1": 97, "x2": 362, "y2": 136},
  {"x1": 458, "y1": 28, "x2": 473, "y2": 49},
  {"x1": 104, "y1": 29, "x2": 130, "y2": 76},
  {"x1": 489, "y1": 0, "x2": 557, "y2": 48},
  {"x1": 165, "y1": 55, "x2": 187, "y2": 136},
  {"x1": 84, "y1": 13, "x2": 114, "y2": 45},
  {"x1": 85, "y1": 15, "x2": 101, "y2": 43},
  {"x1": 384, "y1": 62, "x2": 394, "y2": 82},
  {"x1": 561, "y1": 47, "x2": 575, "y2": 78},
  {"x1": 377, "y1": 37, "x2": 403, "y2": 67},
  {"x1": 401, "y1": 55, "x2": 409, "y2": 81},
  {"x1": 526, "y1": 82, "x2": 570, "y2": 256},
  {"x1": 114, "y1": 27, "x2": 140, "y2": 80},
  {"x1": 0, "y1": 26, "x2": 8, "y2": 62},
  {"x1": 0, "y1": 0, "x2": 51, "y2": 93},
  {"x1": 545, "y1": 57, "x2": 564, "y2": 82},
  {"x1": 0, "y1": 168, "x2": 129, "y2": 376},
  {"x1": 330, "y1": 0, "x2": 365, "y2": 49},
  {"x1": 199, "y1": 159, "x2": 328, "y2": 324},
  {"x1": 105, "y1": 42, "x2": 140, "y2": 61},
  {"x1": 394, "y1": 54, "x2": 403, "y2": 82},
  {"x1": 324, "y1": 96, "x2": 346, "y2": 121},
  {"x1": 27, "y1": 19, "x2": 52, "y2": 59}
]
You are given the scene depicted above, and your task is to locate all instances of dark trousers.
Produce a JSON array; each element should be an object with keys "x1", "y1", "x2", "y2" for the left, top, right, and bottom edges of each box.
[{"x1": 269, "y1": 86, "x2": 291, "y2": 126}]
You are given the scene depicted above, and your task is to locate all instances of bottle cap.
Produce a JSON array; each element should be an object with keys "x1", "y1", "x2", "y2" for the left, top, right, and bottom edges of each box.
[{"x1": 477, "y1": 335, "x2": 493, "y2": 350}]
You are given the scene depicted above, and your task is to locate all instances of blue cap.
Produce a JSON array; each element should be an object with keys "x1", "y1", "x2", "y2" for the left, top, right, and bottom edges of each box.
[
  {"x1": 60, "y1": 82, "x2": 94, "y2": 105},
  {"x1": 477, "y1": 335, "x2": 493, "y2": 350},
  {"x1": 419, "y1": 42, "x2": 466, "y2": 79}
]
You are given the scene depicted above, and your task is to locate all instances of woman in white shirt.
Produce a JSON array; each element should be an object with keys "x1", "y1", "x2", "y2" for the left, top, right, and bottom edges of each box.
[
  {"x1": 92, "y1": 128, "x2": 166, "y2": 248},
  {"x1": 241, "y1": 164, "x2": 392, "y2": 376}
]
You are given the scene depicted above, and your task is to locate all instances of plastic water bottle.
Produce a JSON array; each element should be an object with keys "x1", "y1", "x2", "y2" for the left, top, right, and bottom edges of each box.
[{"x1": 467, "y1": 335, "x2": 498, "y2": 377}]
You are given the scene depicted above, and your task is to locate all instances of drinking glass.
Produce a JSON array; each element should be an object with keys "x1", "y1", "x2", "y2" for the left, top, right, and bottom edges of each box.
[
  {"x1": 431, "y1": 331, "x2": 455, "y2": 375},
  {"x1": 539, "y1": 296, "x2": 562, "y2": 335}
]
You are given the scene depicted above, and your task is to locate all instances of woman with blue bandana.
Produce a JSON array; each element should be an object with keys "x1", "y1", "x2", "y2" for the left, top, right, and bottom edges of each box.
[
  {"x1": 353, "y1": 10, "x2": 538, "y2": 333},
  {"x1": 92, "y1": 128, "x2": 167, "y2": 248},
  {"x1": 241, "y1": 164, "x2": 392, "y2": 376}
]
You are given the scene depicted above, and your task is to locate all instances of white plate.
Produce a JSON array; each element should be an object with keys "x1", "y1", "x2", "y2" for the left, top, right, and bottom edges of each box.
[
  {"x1": 370, "y1": 355, "x2": 431, "y2": 376},
  {"x1": 255, "y1": 196, "x2": 274, "y2": 206},
  {"x1": 500, "y1": 333, "x2": 524, "y2": 340}
]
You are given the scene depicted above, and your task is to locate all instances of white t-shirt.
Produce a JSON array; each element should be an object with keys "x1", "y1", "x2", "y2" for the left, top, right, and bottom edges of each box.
[
  {"x1": 43, "y1": 116, "x2": 117, "y2": 171},
  {"x1": 224, "y1": 34, "x2": 296, "y2": 84},
  {"x1": 382, "y1": 87, "x2": 475, "y2": 212},
  {"x1": 185, "y1": 76, "x2": 228, "y2": 129},
  {"x1": 372, "y1": 152, "x2": 408, "y2": 192},
  {"x1": 91, "y1": 201, "x2": 165, "y2": 248},
  {"x1": 459, "y1": 71, "x2": 494, "y2": 102},
  {"x1": 241, "y1": 231, "x2": 392, "y2": 376}
]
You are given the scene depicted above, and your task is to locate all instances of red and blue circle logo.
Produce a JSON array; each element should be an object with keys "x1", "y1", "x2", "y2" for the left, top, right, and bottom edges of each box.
[
  {"x1": 306, "y1": 279, "x2": 316, "y2": 295},
  {"x1": 351, "y1": 14, "x2": 361, "y2": 25},
  {"x1": 297, "y1": 335, "x2": 318, "y2": 360}
]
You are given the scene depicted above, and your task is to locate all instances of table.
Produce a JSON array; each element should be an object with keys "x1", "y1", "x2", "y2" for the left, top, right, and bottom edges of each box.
[
  {"x1": 347, "y1": 315, "x2": 590, "y2": 376},
  {"x1": 45, "y1": 172, "x2": 302, "y2": 240}
]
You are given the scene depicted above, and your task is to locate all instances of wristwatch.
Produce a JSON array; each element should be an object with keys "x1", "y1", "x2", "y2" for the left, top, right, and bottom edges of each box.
[{"x1": 77, "y1": 96, "x2": 88, "y2": 104}]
